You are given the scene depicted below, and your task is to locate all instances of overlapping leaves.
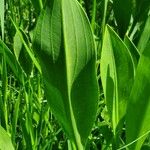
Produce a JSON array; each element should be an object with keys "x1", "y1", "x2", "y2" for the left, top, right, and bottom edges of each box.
[{"x1": 33, "y1": 0, "x2": 98, "y2": 148}]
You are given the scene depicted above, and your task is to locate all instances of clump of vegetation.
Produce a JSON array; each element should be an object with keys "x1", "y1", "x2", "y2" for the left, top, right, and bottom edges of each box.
[{"x1": 0, "y1": 0, "x2": 150, "y2": 150}]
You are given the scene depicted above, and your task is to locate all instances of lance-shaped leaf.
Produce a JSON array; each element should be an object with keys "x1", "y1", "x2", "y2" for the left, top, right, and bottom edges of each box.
[
  {"x1": 33, "y1": 0, "x2": 98, "y2": 148},
  {"x1": 124, "y1": 35, "x2": 140, "y2": 71},
  {"x1": 14, "y1": 29, "x2": 33, "y2": 76},
  {"x1": 126, "y1": 41, "x2": 150, "y2": 150},
  {"x1": 100, "y1": 25, "x2": 134, "y2": 135}
]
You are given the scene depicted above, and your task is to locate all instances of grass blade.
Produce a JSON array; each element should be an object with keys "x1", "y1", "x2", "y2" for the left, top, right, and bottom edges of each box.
[
  {"x1": 11, "y1": 18, "x2": 41, "y2": 74},
  {"x1": 13, "y1": 29, "x2": 33, "y2": 76}
]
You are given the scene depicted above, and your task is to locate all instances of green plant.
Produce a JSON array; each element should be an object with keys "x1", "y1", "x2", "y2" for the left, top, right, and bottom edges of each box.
[
  {"x1": 33, "y1": 0, "x2": 98, "y2": 149},
  {"x1": 0, "y1": 0, "x2": 150, "y2": 150}
]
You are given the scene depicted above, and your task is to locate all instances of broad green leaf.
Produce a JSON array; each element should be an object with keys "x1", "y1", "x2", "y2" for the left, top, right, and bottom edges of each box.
[
  {"x1": 0, "y1": 40, "x2": 25, "y2": 83},
  {"x1": 137, "y1": 15, "x2": 150, "y2": 53},
  {"x1": 100, "y1": 25, "x2": 134, "y2": 135},
  {"x1": 33, "y1": 0, "x2": 98, "y2": 148},
  {"x1": 124, "y1": 35, "x2": 140, "y2": 70},
  {"x1": 126, "y1": 41, "x2": 150, "y2": 150},
  {"x1": 0, "y1": 125, "x2": 14, "y2": 150},
  {"x1": 113, "y1": 0, "x2": 132, "y2": 38}
]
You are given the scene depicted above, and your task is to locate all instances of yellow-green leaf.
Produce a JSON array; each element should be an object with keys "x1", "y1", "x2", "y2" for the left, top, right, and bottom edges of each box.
[
  {"x1": 101, "y1": 25, "x2": 134, "y2": 136},
  {"x1": 0, "y1": 125, "x2": 14, "y2": 150}
]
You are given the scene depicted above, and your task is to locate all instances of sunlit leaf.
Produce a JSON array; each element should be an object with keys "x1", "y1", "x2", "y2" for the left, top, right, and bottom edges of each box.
[
  {"x1": 0, "y1": 125, "x2": 14, "y2": 150},
  {"x1": 126, "y1": 41, "x2": 150, "y2": 150},
  {"x1": 101, "y1": 25, "x2": 134, "y2": 136},
  {"x1": 33, "y1": 0, "x2": 98, "y2": 148}
]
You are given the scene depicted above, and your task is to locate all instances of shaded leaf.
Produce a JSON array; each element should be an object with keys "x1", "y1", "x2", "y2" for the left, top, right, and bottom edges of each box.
[
  {"x1": 14, "y1": 29, "x2": 33, "y2": 76},
  {"x1": 113, "y1": 0, "x2": 132, "y2": 38},
  {"x1": 141, "y1": 144, "x2": 150, "y2": 150},
  {"x1": 30, "y1": 0, "x2": 43, "y2": 14},
  {"x1": 133, "y1": 0, "x2": 150, "y2": 22}
]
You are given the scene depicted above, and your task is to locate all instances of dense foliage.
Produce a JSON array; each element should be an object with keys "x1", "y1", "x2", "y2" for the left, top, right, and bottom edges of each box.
[{"x1": 0, "y1": 0, "x2": 150, "y2": 150}]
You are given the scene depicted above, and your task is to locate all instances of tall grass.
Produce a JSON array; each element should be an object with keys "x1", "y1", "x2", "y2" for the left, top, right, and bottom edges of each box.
[{"x1": 0, "y1": 0, "x2": 150, "y2": 150}]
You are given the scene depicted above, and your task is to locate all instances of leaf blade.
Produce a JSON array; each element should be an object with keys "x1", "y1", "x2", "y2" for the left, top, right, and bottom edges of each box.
[
  {"x1": 33, "y1": 0, "x2": 98, "y2": 148},
  {"x1": 101, "y1": 25, "x2": 134, "y2": 135},
  {"x1": 126, "y1": 41, "x2": 150, "y2": 150},
  {"x1": 0, "y1": 39, "x2": 25, "y2": 83},
  {"x1": 0, "y1": 125, "x2": 14, "y2": 150},
  {"x1": 113, "y1": 0, "x2": 132, "y2": 38}
]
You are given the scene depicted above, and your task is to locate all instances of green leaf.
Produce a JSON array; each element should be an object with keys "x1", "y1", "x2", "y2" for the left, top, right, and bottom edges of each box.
[
  {"x1": 14, "y1": 29, "x2": 33, "y2": 76},
  {"x1": 124, "y1": 35, "x2": 140, "y2": 70},
  {"x1": 33, "y1": 0, "x2": 98, "y2": 149},
  {"x1": 137, "y1": 15, "x2": 150, "y2": 53},
  {"x1": 113, "y1": 0, "x2": 132, "y2": 38},
  {"x1": 0, "y1": 0, "x2": 4, "y2": 39},
  {"x1": 100, "y1": 25, "x2": 134, "y2": 135},
  {"x1": 0, "y1": 40, "x2": 25, "y2": 83},
  {"x1": 0, "y1": 125, "x2": 14, "y2": 150},
  {"x1": 126, "y1": 41, "x2": 150, "y2": 150},
  {"x1": 11, "y1": 18, "x2": 41, "y2": 74},
  {"x1": 133, "y1": 0, "x2": 150, "y2": 22}
]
